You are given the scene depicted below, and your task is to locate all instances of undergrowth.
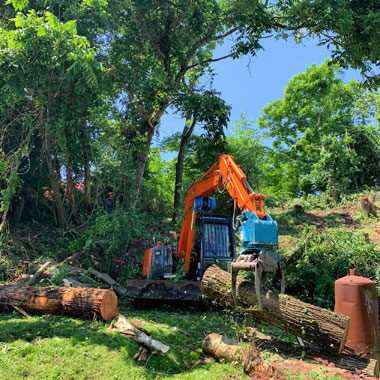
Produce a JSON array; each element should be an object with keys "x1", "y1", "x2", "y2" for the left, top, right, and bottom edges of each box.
[{"x1": 282, "y1": 226, "x2": 380, "y2": 308}]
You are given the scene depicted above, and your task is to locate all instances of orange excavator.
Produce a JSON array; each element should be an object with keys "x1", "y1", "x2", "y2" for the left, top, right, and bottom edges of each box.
[{"x1": 127, "y1": 154, "x2": 284, "y2": 306}]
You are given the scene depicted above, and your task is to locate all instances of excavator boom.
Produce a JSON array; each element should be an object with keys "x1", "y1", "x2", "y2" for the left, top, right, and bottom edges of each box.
[{"x1": 178, "y1": 154, "x2": 269, "y2": 272}]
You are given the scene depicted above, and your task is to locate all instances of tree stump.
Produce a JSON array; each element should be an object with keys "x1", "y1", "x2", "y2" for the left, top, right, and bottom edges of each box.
[
  {"x1": 201, "y1": 265, "x2": 350, "y2": 353},
  {"x1": 369, "y1": 194, "x2": 377, "y2": 216},
  {"x1": 360, "y1": 196, "x2": 370, "y2": 217},
  {"x1": 0, "y1": 285, "x2": 117, "y2": 320}
]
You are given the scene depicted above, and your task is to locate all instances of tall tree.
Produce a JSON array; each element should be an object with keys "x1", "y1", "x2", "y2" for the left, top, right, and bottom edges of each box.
[
  {"x1": 259, "y1": 61, "x2": 380, "y2": 199},
  {"x1": 108, "y1": 0, "x2": 274, "y2": 208},
  {"x1": 0, "y1": 5, "x2": 104, "y2": 226}
]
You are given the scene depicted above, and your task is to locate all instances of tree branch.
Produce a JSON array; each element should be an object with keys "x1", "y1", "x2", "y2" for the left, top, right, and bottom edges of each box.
[
  {"x1": 178, "y1": 26, "x2": 239, "y2": 81},
  {"x1": 131, "y1": 11, "x2": 167, "y2": 62},
  {"x1": 168, "y1": 0, "x2": 197, "y2": 34},
  {"x1": 185, "y1": 52, "x2": 237, "y2": 71}
]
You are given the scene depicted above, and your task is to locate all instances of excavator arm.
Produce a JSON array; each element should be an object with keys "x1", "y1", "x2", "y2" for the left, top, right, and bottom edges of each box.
[{"x1": 177, "y1": 154, "x2": 285, "y2": 307}]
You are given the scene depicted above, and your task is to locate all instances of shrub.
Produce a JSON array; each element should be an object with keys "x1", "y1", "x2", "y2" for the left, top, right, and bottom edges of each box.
[{"x1": 282, "y1": 226, "x2": 380, "y2": 309}]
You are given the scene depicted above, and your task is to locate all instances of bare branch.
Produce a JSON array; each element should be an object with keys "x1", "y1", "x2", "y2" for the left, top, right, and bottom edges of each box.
[
  {"x1": 178, "y1": 26, "x2": 239, "y2": 81},
  {"x1": 185, "y1": 52, "x2": 237, "y2": 71}
]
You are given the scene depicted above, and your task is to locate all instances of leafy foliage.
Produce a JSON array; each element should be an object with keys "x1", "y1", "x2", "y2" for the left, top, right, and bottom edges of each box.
[
  {"x1": 284, "y1": 226, "x2": 380, "y2": 309},
  {"x1": 259, "y1": 61, "x2": 380, "y2": 200}
]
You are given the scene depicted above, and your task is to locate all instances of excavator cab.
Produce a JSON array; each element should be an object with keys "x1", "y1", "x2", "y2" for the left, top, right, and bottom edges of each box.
[{"x1": 189, "y1": 215, "x2": 235, "y2": 280}]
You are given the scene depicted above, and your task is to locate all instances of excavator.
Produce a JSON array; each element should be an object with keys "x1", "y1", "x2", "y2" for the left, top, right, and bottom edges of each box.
[{"x1": 127, "y1": 154, "x2": 285, "y2": 307}]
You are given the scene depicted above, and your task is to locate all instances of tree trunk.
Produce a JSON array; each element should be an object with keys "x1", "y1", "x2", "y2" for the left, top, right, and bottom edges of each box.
[
  {"x1": 130, "y1": 123, "x2": 156, "y2": 209},
  {"x1": 39, "y1": 124, "x2": 66, "y2": 227},
  {"x1": 65, "y1": 150, "x2": 80, "y2": 224},
  {"x1": 201, "y1": 265, "x2": 350, "y2": 354},
  {"x1": 0, "y1": 285, "x2": 117, "y2": 320},
  {"x1": 172, "y1": 118, "x2": 197, "y2": 224},
  {"x1": 203, "y1": 333, "x2": 379, "y2": 378},
  {"x1": 13, "y1": 191, "x2": 26, "y2": 222},
  {"x1": 84, "y1": 147, "x2": 92, "y2": 214},
  {"x1": 369, "y1": 194, "x2": 377, "y2": 216},
  {"x1": 203, "y1": 333, "x2": 266, "y2": 374}
]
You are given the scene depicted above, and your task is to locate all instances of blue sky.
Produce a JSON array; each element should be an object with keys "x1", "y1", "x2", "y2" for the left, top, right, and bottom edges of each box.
[{"x1": 158, "y1": 36, "x2": 362, "y2": 149}]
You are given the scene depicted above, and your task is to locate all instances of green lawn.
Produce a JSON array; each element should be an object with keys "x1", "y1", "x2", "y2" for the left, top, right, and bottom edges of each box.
[{"x1": 0, "y1": 306, "x2": 249, "y2": 380}]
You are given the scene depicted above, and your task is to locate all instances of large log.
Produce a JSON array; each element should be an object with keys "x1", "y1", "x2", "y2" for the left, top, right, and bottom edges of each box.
[
  {"x1": 203, "y1": 333, "x2": 379, "y2": 378},
  {"x1": 201, "y1": 265, "x2": 350, "y2": 353},
  {"x1": 0, "y1": 285, "x2": 117, "y2": 320}
]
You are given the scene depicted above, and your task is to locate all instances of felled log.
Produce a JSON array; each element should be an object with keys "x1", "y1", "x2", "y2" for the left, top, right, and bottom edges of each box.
[
  {"x1": 0, "y1": 285, "x2": 117, "y2": 320},
  {"x1": 201, "y1": 265, "x2": 350, "y2": 353},
  {"x1": 26, "y1": 261, "x2": 52, "y2": 285},
  {"x1": 87, "y1": 267, "x2": 127, "y2": 297},
  {"x1": 62, "y1": 277, "x2": 91, "y2": 288},
  {"x1": 203, "y1": 333, "x2": 379, "y2": 378},
  {"x1": 110, "y1": 314, "x2": 169, "y2": 354},
  {"x1": 203, "y1": 333, "x2": 267, "y2": 373}
]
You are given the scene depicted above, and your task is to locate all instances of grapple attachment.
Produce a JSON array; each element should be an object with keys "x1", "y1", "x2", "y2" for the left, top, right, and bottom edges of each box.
[{"x1": 231, "y1": 249, "x2": 285, "y2": 309}]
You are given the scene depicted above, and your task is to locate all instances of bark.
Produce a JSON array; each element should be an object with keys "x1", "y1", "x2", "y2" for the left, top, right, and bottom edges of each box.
[
  {"x1": 203, "y1": 333, "x2": 379, "y2": 378},
  {"x1": 110, "y1": 314, "x2": 170, "y2": 354},
  {"x1": 201, "y1": 265, "x2": 350, "y2": 354},
  {"x1": 0, "y1": 285, "x2": 117, "y2": 321},
  {"x1": 203, "y1": 333, "x2": 266, "y2": 374},
  {"x1": 172, "y1": 118, "x2": 197, "y2": 224},
  {"x1": 360, "y1": 196, "x2": 370, "y2": 218},
  {"x1": 369, "y1": 194, "x2": 377, "y2": 216}
]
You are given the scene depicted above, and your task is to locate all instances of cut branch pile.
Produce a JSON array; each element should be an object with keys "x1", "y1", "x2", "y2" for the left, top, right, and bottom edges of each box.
[
  {"x1": 19, "y1": 257, "x2": 127, "y2": 298},
  {"x1": 201, "y1": 265, "x2": 350, "y2": 354}
]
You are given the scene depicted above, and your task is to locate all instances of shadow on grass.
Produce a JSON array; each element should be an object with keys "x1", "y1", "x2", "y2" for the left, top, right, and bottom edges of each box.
[{"x1": 0, "y1": 307, "x2": 238, "y2": 379}]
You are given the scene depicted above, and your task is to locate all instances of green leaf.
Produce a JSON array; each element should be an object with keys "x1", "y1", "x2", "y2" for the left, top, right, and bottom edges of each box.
[
  {"x1": 36, "y1": 26, "x2": 46, "y2": 37},
  {"x1": 14, "y1": 14, "x2": 25, "y2": 28}
]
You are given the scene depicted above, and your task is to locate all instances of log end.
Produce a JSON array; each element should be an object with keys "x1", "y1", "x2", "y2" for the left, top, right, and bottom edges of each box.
[{"x1": 99, "y1": 289, "x2": 118, "y2": 320}]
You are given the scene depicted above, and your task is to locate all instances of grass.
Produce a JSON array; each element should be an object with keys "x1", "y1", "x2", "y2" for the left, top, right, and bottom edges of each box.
[{"x1": 0, "y1": 304, "x2": 249, "y2": 380}]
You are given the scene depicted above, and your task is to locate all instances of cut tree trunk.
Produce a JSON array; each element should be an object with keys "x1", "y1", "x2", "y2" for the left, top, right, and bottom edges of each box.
[
  {"x1": 203, "y1": 333, "x2": 266, "y2": 374},
  {"x1": 360, "y1": 196, "x2": 370, "y2": 218},
  {"x1": 110, "y1": 314, "x2": 169, "y2": 354},
  {"x1": 203, "y1": 333, "x2": 379, "y2": 378},
  {"x1": 201, "y1": 265, "x2": 350, "y2": 354},
  {"x1": 0, "y1": 285, "x2": 117, "y2": 320}
]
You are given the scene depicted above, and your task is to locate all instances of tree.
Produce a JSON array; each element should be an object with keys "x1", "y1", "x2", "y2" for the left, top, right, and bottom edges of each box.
[
  {"x1": 271, "y1": 0, "x2": 380, "y2": 87},
  {"x1": 108, "y1": 0, "x2": 274, "y2": 208},
  {"x1": 0, "y1": 4, "x2": 104, "y2": 227},
  {"x1": 258, "y1": 61, "x2": 380, "y2": 199},
  {"x1": 170, "y1": 90, "x2": 230, "y2": 223}
]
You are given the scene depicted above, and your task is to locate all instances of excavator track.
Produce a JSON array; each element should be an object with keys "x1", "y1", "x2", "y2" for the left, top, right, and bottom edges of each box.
[{"x1": 126, "y1": 279, "x2": 203, "y2": 301}]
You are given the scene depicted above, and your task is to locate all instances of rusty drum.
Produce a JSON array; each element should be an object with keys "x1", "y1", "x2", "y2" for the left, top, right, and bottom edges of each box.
[{"x1": 335, "y1": 269, "x2": 380, "y2": 357}]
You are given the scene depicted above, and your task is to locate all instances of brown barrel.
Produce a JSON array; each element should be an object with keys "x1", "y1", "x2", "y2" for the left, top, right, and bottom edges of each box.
[{"x1": 335, "y1": 269, "x2": 380, "y2": 357}]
